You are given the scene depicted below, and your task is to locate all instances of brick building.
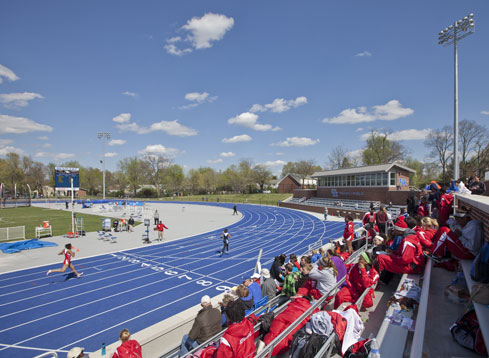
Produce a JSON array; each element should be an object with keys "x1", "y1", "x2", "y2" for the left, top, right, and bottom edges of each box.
[
  {"x1": 277, "y1": 174, "x2": 316, "y2": 194},
  {"x1": 309, "y1": 163, "x2": 416, "y2": 205}
]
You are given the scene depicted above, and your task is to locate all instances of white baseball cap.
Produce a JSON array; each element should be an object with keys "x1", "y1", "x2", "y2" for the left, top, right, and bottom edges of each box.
[
  {"x1": 67, "y1": 347, "x2": 84, "y2": 358},
  {"x1": 251, "y1": 273, "x2": 260, "y2": 279},
  {"x1": 201, "y1": 295, "x2": 211, "y2": 304}
]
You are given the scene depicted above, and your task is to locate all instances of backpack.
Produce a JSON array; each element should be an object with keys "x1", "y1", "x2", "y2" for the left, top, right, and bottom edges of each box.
[
  {"x1": 471, "y1": 242, "x2": 489, "y2": 283},
  {"x1": 289, "y1": 327, "x2": 328, "y2": 358},
  {"x1": 343, "y1": 339, "x2": 373, "y2": 358},
  {"x1": 450, "y1": 309, "x2": 487, "y2": 355}
]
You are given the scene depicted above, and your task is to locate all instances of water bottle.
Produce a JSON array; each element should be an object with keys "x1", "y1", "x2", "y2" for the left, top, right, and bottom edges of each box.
[
  {"x1": 101, "y1": 343, "x2": 106, "y2": 358},
  {"x1": 368, "y1": 338, "x2": 381, "y2": 358}
]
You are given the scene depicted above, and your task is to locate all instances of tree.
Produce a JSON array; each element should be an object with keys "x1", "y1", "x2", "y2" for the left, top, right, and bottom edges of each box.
[
  {"x1": 471, "y1": 132, "x2": 489, "y2": 177},
  {"x1": 328, "y1": 146, "x2": 350, "y2": 169},
  {"x1": 163, "y1": 164, "x2": 185, "y2": 195},
  {"x1": 113, "y1": 170, "x2": 128, "y2": 195},
  {"x1": 362, "y1": 130, "x2": 405, "y2": 165},
  {"x1": 253, "y1": 165, "x2": 272, "y2": 192},
  {"x1": 118, "y1": 157, "x2": 146, "y2": 196},
  {"x1": 403, "y1": 157, "x2": 424, "y2": 188},
  {"x1": 425, "y1": 126, "x2": 453, "y2": 182},
  {"x1": 238, "y1": 159, "x2": 255, "y2": 193},
  {"x1": 280, "y1": 161, "x2": 322, "y2": 179},
  {"x1": 294, "y1": 160, "x2": 320, "y2": 188},
  {"x1": 459, "y1": 119, "x2": 484, "y2": 179},
  {"x1": 142, "y1": 155, "x2": 171, "y2": 197}
]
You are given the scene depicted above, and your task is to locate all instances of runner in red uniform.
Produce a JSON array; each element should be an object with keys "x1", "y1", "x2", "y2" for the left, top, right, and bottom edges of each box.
[{"x1": 46, "y1": 243, "x2": 83, "y2": 277}]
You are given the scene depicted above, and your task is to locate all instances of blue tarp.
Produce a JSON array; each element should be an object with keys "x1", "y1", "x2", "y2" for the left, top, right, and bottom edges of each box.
[{"x1": 0, "y1": 239, "x2": 58, "y2": 254}]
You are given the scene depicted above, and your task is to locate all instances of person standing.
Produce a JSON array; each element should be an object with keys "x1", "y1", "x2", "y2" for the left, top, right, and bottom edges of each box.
[
  {"x1": 323, "y1": 207, "x2": 328, "y2": 221},
  {"x1": 156, "y1": 220, "x2": 168, "y2": 241},
  {"x1": 469, "y1": 176, "x2": 486, "y2": 195},
  {"x1": 46, "y1": 243, "x2": 83, "y2": 278},
  {"x1": 376, "y1": 206, "x2": 388, "y2": 235},
  {"x1": 128, "y1": 215, "x2": 135, "y2": 232},
  {"x1": 153, "y1": 210, "x2": 159, "y2": 225},
  {"x1": 343, "y1": 215, "x2": 355, "y2": 254},
  {"x1": 220, "y1": 229, "x2": 231, "y2": 256},
  {"x1": 233, "y1": 205, "x2": 238, "y2": 215}
]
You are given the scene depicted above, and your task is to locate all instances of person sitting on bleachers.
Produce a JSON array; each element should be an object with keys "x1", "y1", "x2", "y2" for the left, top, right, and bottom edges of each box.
[
  {"x1": 326, "y1": 249, "x2": 347, "y2": 287},
  {"x1": 112, "y1": 328, "x2": 142, "y2": 358},
  {"x1": 334, "y1": 252, "x2": 379, "y2": 310},
  {"x1": 289, "y1": 254, "x2": 301, "y2": 272},
  {"x1": 377, "y1": 219, "x2": 425, "y2": 275},
  {"x1": 243, "y1": 277, "x2": 262, "y2": 305},
  {"x1": 417, "y1": 196, "x2": 429, "y2": 217},
  {"x1": 260, "y1": 268, "x2": 277, "y2": 300},
  {"x1": 311, "y1": 249, "x2": 321, "y2": 263},
  {"x1": 427, "y1": 210, "x2": 483, "y2": 261},
  {"x1": 416, "y1": 217, "x2": 439, "y2": 249},
  {"x1": 262, "y1": 296, "x2": 316, "y2": 356},
  {"x1": 270, "y1": 254, "x2": 286, "y2": 284},
  {"x1": 215, "y1": 300, "x2": 257, "y2": 358},
  {"x1": 178, "y1": 295, "x2": 222, "y2": 357},
  {"x1": 281, "y1": 263, "x2": 301, "y2": 298},
  {"x1": 236, "y1": 285, "x2": 254, "y2": 310},
  {"x1": 335, "y1": 241, "x2": 351, "y2": 262},
  {"x1": 308, "y1": 256, "x2": 338, "y2": 299},
  {"x1": 218, "y1": 294, "x2": 235, "y2": 328},
  {"x1": 436, "y1": 188, "x2": 454, "y2": 226}
]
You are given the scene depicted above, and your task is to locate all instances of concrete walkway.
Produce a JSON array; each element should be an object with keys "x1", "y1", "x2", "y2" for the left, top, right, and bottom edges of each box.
[{"x1": 0, "y1": 202, "x2": 241, "y2": 274}]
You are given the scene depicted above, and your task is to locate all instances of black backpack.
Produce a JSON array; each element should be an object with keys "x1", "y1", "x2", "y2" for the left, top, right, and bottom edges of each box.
[
  {"x1": 471, "y1": 242, "x2": 489, "y2": 283},
  {"x1": 289, "y1": 327, "x2": 328, "y2": 358}
]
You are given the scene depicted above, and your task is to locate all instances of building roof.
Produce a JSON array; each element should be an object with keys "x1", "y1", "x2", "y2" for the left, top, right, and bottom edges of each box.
[
  {"x1": 277, "y1": 173, "x2": 316, "y2": 186},
  {"x1": 311, "y1": 163, "x2": 416, "y2": 177}
]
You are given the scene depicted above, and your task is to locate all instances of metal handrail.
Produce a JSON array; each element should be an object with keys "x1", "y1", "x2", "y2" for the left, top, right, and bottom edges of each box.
[
  {"x1": 409, "y1": 258, "x2": 432, "y2": 358},
  {"x1": 255, "y1": 277, "x2": 346, "y2": 358}
]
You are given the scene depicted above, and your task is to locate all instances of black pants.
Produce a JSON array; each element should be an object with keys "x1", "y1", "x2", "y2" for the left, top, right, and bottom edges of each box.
[
  {"x1": 154, "y1": 218, "x2": 159, "y2": 225},
  {"x1": 221, "y1": 242, "x2": 229, "y2": 253}
]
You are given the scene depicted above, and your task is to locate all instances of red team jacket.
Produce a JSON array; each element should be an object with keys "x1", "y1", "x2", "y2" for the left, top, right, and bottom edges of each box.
[
  {"x1": 343, "y1": 222, "x2": 355, "y2": 242},
  {"x1": 216, "y1": 315, "x2": 257, "y2": 358}
]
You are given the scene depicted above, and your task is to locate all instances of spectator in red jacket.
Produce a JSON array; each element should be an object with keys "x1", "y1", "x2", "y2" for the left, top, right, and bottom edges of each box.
[
  {"x1": 377, "y1": 230, "x2": 425, "y2": 275},
  {"x1": 417, "y1": 197, "x2": 429, "y2": 217},
  {"x1": 362, "y1": 208, "x2": 376, "y2": 227},
  {"x1": 215, "y1": 300, "x2": 257, "y2": 358},
  {"x1": 262, "y1": 296, "x2": 315, "y2": 356},
  {"x1": 156, "y1": 220, "x2": 168, "y2": 241},
  {"x1": 112, "y1": 329, "x2": 142, "y2": 358},
  {"x1": 416, "y1": 217, "x2": 439, "y2": 249},
  {"x1": 437, "y1": 189, "x2": 454, "y2": 226},
  {"x1": 334, "y1": 252, "x2": 379, "y2": 309},
  {"x1": 343, "y1": 215, "x2": 355, "y2": 254}
]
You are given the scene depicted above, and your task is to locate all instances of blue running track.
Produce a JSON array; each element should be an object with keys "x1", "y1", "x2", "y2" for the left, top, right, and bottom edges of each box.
[{"x1": 0, "y1": 202, "x2": 345, "y2": 358}]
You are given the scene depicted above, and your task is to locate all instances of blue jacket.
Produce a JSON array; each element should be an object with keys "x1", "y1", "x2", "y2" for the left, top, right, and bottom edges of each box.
[{"x1": 247, "y1": 281, "x2": 262, "y2": 305}]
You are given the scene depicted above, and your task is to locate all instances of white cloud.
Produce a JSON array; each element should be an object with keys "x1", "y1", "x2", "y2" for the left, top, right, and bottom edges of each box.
[
  {"x1": 0, "y1": 92, "x2": 44, "y2": 109},
  {"x1": 481, "y1": 111, "x2": 489, "y2": 115},
  {"x1": 105, "y1": 152, "x2": 118, "y2": 158},
  {"x1": 38, "y1": 136, "x2": 49, "y2": 140},
  {"x1": 228, "y1": 112, "x2": 280, "y2": 132},
  {"x1": 207, "y1": 158, "x2": 223, "y2": 164},
  {"x1": 0, "y1": 114, "x2": 53, "y2": 134},
  {"x1": 165, "y1": 13, "x2": 234, "y2": 55},
  {"x1": 347, "y1": 149, "x2": 364, "y2": 160},
  {"x1": 272, "y1": 137, "x2": 320, "y2": 147},
  {"x1": 41, "y1": 143, "x2": 52, "y2": 148},
  {"x1": 222, "y1": 134, "x2": 252, "y2": 143},
  {"x1": 109, "y1": 139, "x2": 127, "y2": 146},
  {"x1": 0, "y1": 139, "x2": 13, "y2": 146},
  {"x1": 250, "y1": 96, "x2": 308, "y2": 113},
  {"x1": 0, "y1": 145, "x2": 25, "y2": 156},
  {"x1": 116, "y1": 122, "x2": 149, "y2": 134},
  {"x1": 355, "y1": 127, "x2": 364, "y2": 132},
  {"x1": 0, "y1": 64, "x2": 19, "y2": 83},
  {"x1": 34, "y1": 152, "x2": 75, "y2": 160},
  {"x1": 122, "y1": 91, "x2": 138, "y2": 98},
  {"x1": 112, "y1": 113, "x2": 131, "y2": 123},
  {"x1": 259, "y1": 160, "x2": 287, "y2": 168},
  {"x1": 360, "y1": 129, "x2": 431, "y2": 141},
  {"x1": 138, "y1": 144, "x2": 183, "y2": 157},
  {"x1": 355, "y1": 51, "x2": 372, "y2": 57},
  {"x1": 322, "y1": 100, "x2": 413, "y2": 124},
  {"x1": 180, "y1": 91, "x2": 217, "y2": 109},
  {"x1": 220, "y1": 152, "x2": 235, "y2": 157},
  {"x1": 149, "y1": 120, "x2": 198, "y2": 136}
]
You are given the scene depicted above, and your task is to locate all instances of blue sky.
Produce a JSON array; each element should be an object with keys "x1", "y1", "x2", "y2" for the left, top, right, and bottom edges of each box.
[{"x1": 1, "y1": 1, "x2": 488, "y2": 176}]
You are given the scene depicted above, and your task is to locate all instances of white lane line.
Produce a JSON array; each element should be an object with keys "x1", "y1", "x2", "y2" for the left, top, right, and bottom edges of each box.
[{"x1": 0, "y1": 343, "x2": 70, "y2": 353}]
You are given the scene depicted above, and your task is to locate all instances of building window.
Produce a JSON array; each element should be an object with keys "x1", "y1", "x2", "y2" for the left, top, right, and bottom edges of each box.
[
  {"x1": 383, "y1": 173, "x2": 388, "y2": 186},
  {"x1": 389, "y1": 172, "x2": 396, "y2": 186}
]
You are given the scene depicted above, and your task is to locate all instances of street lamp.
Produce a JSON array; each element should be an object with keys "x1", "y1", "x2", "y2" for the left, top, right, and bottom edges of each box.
[
  {"x1": 97, "y1": 132, "x2": 111, "y2": 199},
  {"x1": 438, "y1": 13, "x2": 475, "y2": 181}
]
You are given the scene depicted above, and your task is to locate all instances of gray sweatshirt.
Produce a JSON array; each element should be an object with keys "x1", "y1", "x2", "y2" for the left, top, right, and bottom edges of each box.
[{"x1": 309, "y1": 265, "x2": 337, "y2": 295}]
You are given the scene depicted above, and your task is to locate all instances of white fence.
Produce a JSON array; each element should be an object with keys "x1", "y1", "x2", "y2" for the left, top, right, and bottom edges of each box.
[{"x1": 0, "y1": 225, "x2": 26, "y2": 242}]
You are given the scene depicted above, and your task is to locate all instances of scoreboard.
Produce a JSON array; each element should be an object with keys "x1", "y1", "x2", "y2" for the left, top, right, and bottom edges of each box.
[{"x1": 55, "y1": 167, "x2": 79, "y2": 190}]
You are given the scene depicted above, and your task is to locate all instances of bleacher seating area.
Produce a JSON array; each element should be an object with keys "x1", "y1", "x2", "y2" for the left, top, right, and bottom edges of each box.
[{"x1": 287, "y1": 197, "x2": 403, "y2": 217}]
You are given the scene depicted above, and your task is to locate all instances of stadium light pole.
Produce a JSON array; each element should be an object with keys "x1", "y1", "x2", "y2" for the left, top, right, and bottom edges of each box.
[
  {"x1": 438, "y1": 13, "x2": 475, "y2": 181},
  {"x1": 97, "y1": 132, "x2": 111, "y2": 199}
]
